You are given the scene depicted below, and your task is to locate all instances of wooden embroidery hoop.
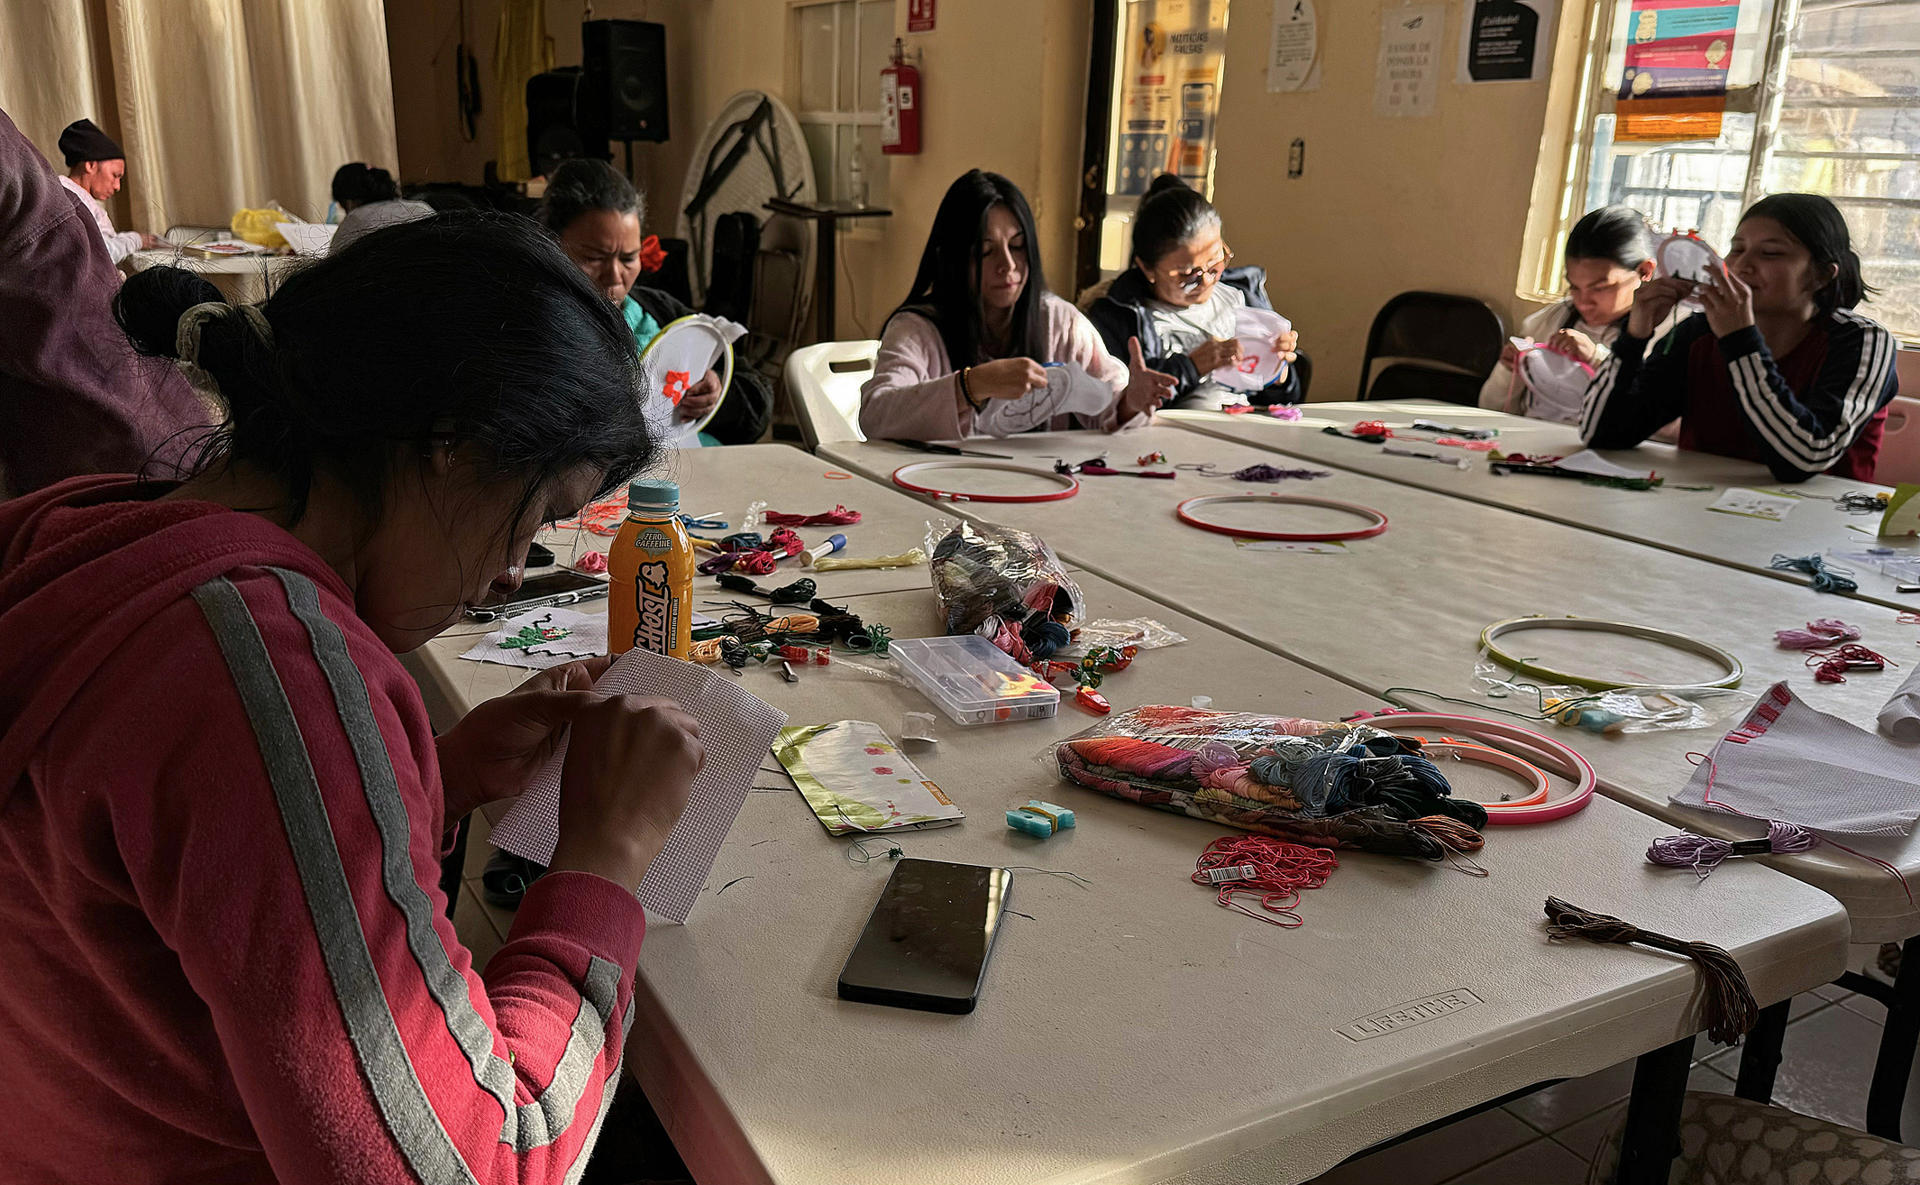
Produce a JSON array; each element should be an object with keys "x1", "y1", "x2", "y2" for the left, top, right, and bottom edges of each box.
[{"x1": 1480, "y1": 615, "x2": 1744, "y2": 692}]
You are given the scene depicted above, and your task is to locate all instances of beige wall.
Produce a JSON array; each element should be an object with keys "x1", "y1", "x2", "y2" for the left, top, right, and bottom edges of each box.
[
  {"x1": 1209, "y1": 0, "x2": 1586, "y2": 398},
  {"x1": 384, "y1": 0, "x2": 1089, "y2": 341}
]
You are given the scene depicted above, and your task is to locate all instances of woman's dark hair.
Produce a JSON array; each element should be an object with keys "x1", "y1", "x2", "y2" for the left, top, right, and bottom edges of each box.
[
  {"x1": 114, "y1": 211, "x2": 653, "y2": 539},
  {"x1": 331, "y1": 162, "x2": 398, "y2": 206},
  {"x1": 1740, "y1": 193, "x2": 1871, "y2": 314},
  {"x1": 1131, "y1": 174, "x2": 1221, "y2": 267},
  {"x1": 1564, "y1": 205, "x2": 1654, "y2": 270},
  {"x1": 890, "y1": 169, "x2": 1050, "y2": 365},
  {"x1": 538, "y1": 158, "x2": 644, "y2": 237}
]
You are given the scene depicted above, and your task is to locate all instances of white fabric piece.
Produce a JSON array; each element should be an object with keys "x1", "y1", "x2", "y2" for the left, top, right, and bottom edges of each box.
[
  {"x1": 1553, "y1": 449, "x2": 1657, "y2": 481},
  {"x1": 459, "y1": 606, "x2": 608, "y2": 671},
  {"x1": 1674, "y1": 681, "x2": 1920, "y2": 836},
  {"x1": 972, "y1": 362, "x2": 1117, "y2": 437},
  {"x1": 1878, "y1": 664, "x2": 1920, "y2": 740},
  {"x1": 491, "y1": 645, "x2": 788, "y2": 923}
]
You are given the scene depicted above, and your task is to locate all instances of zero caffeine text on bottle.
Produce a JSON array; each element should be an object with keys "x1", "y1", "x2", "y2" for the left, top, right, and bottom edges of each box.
[{"x1": 608, "y1": 479, "x2": 694, "y2": 659}]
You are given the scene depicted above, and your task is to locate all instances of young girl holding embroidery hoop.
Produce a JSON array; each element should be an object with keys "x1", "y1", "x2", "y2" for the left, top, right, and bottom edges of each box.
[
  {"x1": 1581, "y1": 193, "x2": 1899, "y2": 481},
  {"x1": 859, "y1": 169, "x2": 1176, "y2": 441}
]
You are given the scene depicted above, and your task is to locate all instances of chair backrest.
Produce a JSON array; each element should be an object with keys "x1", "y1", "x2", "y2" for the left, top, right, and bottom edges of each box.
[
  {"x1": 1358, "y1": 291, "x2": 1506, "y2": 400},
  {"x1": 1365, "y1": 362, "x2": 1484, "y2": 407},
  {"x1": 785, "y1": 339, "x2": 879, "y2": 451}
]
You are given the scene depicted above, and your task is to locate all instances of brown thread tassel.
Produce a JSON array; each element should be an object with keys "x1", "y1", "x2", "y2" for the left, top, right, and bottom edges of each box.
[{"x1": 1542, "y1": 897, "x2": 1759, "y2": 1046}]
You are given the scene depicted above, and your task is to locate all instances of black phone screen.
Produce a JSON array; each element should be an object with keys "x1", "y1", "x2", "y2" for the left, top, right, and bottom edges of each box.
[{"x1": 837, "y1": 859, "x2": 1012, "y2": 1014}]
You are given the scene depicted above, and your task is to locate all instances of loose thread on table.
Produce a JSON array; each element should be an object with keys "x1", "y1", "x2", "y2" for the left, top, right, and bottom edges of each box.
[
  {"x1": 1774, "y1": 619, "x2": 1861, "y2": 649},
  {"x1": 1543, "y1": 896, "x2": 1758, "y2": 1045},
  {"x1": 763, "y1": 505, "x2": 862, "y2": 526},
  {"x1": 1803, "y1": 642, "x2": 1892, "y2": 684},
  {"x1": 1770, "y1": 553, "x2": 1859, "y2": 594},
  {"x1": 1177, "y1": 462, "x2": 1332, "y2": 482},
  {"x1": 1193, "y1": 835, "x2": 1337, "y2": 928}
]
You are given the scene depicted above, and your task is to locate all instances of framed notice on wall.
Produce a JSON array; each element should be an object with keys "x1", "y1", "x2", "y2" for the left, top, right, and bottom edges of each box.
[
  {"x1": 1614, "y1": 0, "x2": 1739, "y2": 141},
  {"x1": 1269, "y1": 0, "x2": 1321, "y2": 92},
  {"x1": 1375, "y1": 4, "x2": 1443, "y2": 117},
  {"x1": 1112, "y1": 0, "x2": 1229, "y2": 196},
  {"x1": 907, "y1": 0, "x2": 936, "y2": 33}
]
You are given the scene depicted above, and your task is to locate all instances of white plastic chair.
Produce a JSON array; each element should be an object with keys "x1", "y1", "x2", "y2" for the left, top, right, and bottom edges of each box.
[
  {"x1": 1876, "y1": 358, "x2": 1920, "y2": 485},
  {"x1": 785, "y1": 339, "x2": 878, "y2": 451}
]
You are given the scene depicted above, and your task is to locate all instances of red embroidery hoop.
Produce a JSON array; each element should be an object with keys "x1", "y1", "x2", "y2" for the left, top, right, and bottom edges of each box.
[
  {"x1": 1175, "y1": 494, "x2": 1388, "y2": 541},
  {"x1": 1366, "y1": 712, "x2": 1596, "y2": 824},
  {"x1": 890, "y1": 460, "x2": 1080, "y2": 503}
]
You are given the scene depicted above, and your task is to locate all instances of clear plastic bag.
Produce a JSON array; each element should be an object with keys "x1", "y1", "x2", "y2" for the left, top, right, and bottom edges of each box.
[
  {"x1": 1469, "y1": 651, "x2": 1756, "y2": 733},
  {"x1": 925, "y1": 519, "x2": 1085, "y2": 661},
  {"x1": 1055, "y1": 618, "x2": 1187, "y2": 658}
]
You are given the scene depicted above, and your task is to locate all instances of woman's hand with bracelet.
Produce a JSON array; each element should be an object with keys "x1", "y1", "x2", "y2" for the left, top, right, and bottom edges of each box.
[{"x1": 968, "y1": 357, "x2": 1049, "y2": 400}]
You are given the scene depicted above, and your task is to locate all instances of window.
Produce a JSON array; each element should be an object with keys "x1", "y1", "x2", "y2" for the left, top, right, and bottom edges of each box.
[
  {"x1": 1529, "y1": 0, "x2": 1920, "y2": 338},
  {"x1": 791, "y1": 0, "x2": 894, "y2": 206}
]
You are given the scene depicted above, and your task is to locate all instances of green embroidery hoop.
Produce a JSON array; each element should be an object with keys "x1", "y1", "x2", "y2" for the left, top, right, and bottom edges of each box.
[{"x1": 1479, "y1": 615, "x2": 1744, "y2": 692}]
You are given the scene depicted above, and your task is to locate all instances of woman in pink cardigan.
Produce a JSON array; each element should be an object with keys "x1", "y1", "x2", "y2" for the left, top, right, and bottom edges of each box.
[{"x1": 859, "y1": 170, "x2": 1175, "y2": 441}]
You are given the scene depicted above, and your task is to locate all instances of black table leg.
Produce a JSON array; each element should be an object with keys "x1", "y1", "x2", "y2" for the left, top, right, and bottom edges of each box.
[
  {"x1": 1735, "y1": 998, "x2": 1790, "y2": 1103},
  {"x1": 1615, "y1": 1035, "x2": 1693, "y2": 1185},
  {"x1": 1862, "y1": 935, "x2": 1920, "y2": 1141},
  {"x1": 816, "y1": 218, "x2": 838, "y2": 342}
]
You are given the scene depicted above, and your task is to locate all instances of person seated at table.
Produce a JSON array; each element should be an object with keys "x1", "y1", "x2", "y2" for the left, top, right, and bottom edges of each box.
[
  {"x1": 540, "y1": 158, "x2": 771, "y2": 445},
  {"x1": 0, "y1": 211, "x2": 705, "y2": 1181},
  {"x1": 1481, "y1": 204, "x2": 1681, "y2": 422},
  {"x1": 1581, "y1": 194, "x2": 1898, "y2": 482},
  {"x1": 328, "y1": 162, "x2": 434, "y2": 253},
  {"x1": 1086, "y1": 174, "x2": 1302, "y2": 410},
  {"x1": 859, "y1": 168, "x2": 1175, "y2": 440},
  {"x1": 56, "y1": 118, "x2": 161, "y2": 264},
  {"x1": 1, "y1": 106, "x2": 207, "y2": 496}
]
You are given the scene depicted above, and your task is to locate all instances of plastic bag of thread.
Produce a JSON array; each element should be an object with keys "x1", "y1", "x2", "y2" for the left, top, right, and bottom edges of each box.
[
  {"x1": 1053, "y1": 617, "x2": 1187, "y2": 659},
  {"x1": 1051, "y1": 704, "x2": 1486, "y2": 861},
  {"x1": 1469, "y1": 653, "x2": 1756, "y2": 734},
  {"x1": 926, "y1": 518, "x2": 1086, "y2": 663}
]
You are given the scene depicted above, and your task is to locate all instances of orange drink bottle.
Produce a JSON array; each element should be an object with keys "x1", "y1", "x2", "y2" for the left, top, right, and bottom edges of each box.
[{"x1": 608, "y1": 478, "x2": 694, "y2": 659}]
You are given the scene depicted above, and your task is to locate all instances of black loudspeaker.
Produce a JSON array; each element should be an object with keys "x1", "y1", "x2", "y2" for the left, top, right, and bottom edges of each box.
[
  {"x1": 526, "y1": 67, "x2": 605, "y2": 177},
  {"x1": 581, "y1": 19, "x2": 669, "y2": 143}
]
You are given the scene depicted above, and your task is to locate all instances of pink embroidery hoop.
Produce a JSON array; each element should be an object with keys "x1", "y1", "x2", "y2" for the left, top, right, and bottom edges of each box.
[
  {"x1": 1176, "y1": 494, "x2": 1388, "y2": 541},
  {"x1": 1367, "y1": 712, "x2": 1596, "y2": 824},
  {"x1": 890, "y1": 459, "x2": 1080, "y2": 503}
]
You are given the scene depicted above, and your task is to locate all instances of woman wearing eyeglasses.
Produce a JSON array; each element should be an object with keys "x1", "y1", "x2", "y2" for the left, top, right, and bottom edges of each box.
[
  {"x1": 859, "y1": 170, "x2": 1177, "y2": 441},
  {"x1": 1087, "y1": 174, "x2": 1303, "y2": 410}
]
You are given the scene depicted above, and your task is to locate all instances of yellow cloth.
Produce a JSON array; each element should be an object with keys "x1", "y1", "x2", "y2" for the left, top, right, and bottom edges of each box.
[{"x1": 492, "y1": 0, "x2": 553, "y2": 183}]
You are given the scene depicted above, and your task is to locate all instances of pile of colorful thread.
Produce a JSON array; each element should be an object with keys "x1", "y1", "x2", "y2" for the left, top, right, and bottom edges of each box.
[{"x1": 1192, "y1": 834, "x2": 1337, "y2": 927}]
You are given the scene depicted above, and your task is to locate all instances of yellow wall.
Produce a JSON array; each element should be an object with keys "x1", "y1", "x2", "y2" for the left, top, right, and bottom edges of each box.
[
  {"x1": 383, "y1": 0, "x2": 1089, "y2": 342},
  {"x1": 1210, "y1": 0, "x2": 1584, "y2": 398}
]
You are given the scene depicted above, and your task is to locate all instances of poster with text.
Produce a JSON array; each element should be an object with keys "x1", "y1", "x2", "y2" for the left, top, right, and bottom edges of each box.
[
  {"x1": 1459, "y1": 0, "x2": 1556, "y2": 82},
  {"x1": 1615, "y1": 0, "x2": 1738, "y2": 141},
  {"x1": 1114, "y1": 0, "x2": 1230, "y2": 196},
  {"x1": 1269, "y1": 0, "x2": 1321, "y2": 92},
  {"x1": 1376, "y1": 4, "x2": 1443, "y2": 118}
]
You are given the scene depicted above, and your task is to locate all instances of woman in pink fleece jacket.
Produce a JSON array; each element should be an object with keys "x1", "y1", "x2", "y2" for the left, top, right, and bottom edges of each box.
[
  {"x1": 859, "y1": 169, "x2": 1176, "y2": 441},
  {"x1": 0, "y1": 212, "x2": 703, "y2": 1183}
]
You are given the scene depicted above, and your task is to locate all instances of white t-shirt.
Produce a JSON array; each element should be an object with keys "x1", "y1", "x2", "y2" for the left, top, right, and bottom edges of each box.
[{"x1": 1145, "y1": 284, "x2": 1247, "y2": 409}]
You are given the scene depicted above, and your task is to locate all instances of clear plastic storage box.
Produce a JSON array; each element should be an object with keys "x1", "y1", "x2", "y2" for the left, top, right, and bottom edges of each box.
[{"x1": 888, "y1": 635, "x2": 1061, "y2": 726}]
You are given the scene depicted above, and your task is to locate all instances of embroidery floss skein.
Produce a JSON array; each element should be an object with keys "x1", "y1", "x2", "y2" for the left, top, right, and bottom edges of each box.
[
  {"x1": 1774, "y1": 619, "x2": 1861, "y2": 649},
  {"x1": 1192, "y1": 834, "x2": 1337, "y2": 928},
  {"x1": 1647, "y1": 821, "x2": 1817, "y2": 878},
  {"x1": 1770, "y1": 553, "x2": 1859, "y2": 593},
  {"x1": 763, "y1": 506, "x2": 862, "y2": 526},
  {"x1": 1542, "y1": 897, "x2": 1758, "y2": 1045}
]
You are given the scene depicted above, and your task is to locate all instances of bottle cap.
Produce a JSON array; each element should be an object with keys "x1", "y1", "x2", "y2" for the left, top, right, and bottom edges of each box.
[{"x1": 628, "y1": 478, "x2": 679, "y2": 511}]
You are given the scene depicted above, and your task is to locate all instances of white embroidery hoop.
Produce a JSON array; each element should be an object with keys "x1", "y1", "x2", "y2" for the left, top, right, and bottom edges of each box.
[{"x1": 638, "y1": 316, "x2": 735, "y2": 447}]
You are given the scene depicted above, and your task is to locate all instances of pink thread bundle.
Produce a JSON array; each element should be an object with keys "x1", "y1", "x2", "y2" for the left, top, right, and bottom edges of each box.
[
  {"x1": 1804, "y1": 642, "x2": 1892, "y2": 684},
  {"x1": 763, "y1": 506, "x2": 862, "y2": 527},
  {"x1": 1774, "y1": 619, "x2": 1861, "y2": 649},
  {"x1": 1192, "y1": 834, "x2": 1337, "y2": 927}
]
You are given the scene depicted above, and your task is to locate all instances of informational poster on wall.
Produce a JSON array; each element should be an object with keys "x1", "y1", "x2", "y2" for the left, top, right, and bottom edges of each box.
[
  {"x1": 1614, "y1": 0, "x2": 1739, "y2": 141},
  {"x1": 1268, "y1": 0, "x2": 1321, "y2": 92},
  {"x1": 1375, "y1": 4, "x2": 1443, "y2": 117},
  {"x1": 1113, "y1": 0, "x2": 1230, "y2": 197},
  {"x1": 907, "y1": 0, "x2": 936, "y2": 33},
  {"x1": 1458, "y1": 0, "x2": 1556, "y2": 82}
]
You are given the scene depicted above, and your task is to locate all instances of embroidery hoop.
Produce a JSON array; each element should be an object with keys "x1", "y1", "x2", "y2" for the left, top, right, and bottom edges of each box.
[
  {"x1": 1176, "y1": 494, "x2": 1388, "y2": 541},
  {"x1": 1656, "y1": 231, "x2": 1725, "y2": 285},
  {"x1": 638, "y1": 316, "x2": 734, "y2": 442},
  {"x1": 1481, "y1": 615, "x2": 1744, "y2": 692},
  {"x1": 1415, "y1": 740, "x2": 1551, "y2": 808},
  {"x1": 890, "y1": 459, "x2": 1080, "y2": 503},
  {"x1": 1369, "y1": 713, "x2": 1596, "y2": 824}
]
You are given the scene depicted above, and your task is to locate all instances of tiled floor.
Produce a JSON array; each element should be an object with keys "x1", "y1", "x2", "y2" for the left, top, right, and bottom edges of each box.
[{"x1": 449, "y1": 843, "x2": 1903, "y2": 1185}]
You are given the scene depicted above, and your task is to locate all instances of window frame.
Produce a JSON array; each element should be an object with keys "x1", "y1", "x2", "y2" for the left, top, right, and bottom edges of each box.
[{"x1": 787, "y1": 0, "x2": 891, "y2": 206}]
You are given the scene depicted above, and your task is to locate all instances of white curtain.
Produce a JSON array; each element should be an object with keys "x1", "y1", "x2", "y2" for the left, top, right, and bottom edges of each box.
[{"x1": 0, "y1": 0, "x2": 397, "y2": 233}]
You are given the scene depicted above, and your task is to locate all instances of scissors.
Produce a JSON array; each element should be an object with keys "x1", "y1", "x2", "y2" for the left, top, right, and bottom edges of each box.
[{"x1": 887, "y1": 439, "x2": 1014, "y2": 460}]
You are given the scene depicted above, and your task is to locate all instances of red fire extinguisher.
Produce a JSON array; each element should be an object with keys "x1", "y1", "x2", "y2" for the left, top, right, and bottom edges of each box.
[{"x1": 881, "y1": 39, "x2": 921, "y2": 155}]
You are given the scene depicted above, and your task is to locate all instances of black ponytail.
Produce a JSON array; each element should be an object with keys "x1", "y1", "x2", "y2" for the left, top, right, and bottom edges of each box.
[
  {"x1": 114, "y1": 210, "x2": 654, "y2": 530},
  {"x1": 1741, "y1": 193, "x2": 1873, "y2": 314},
  {"x1": 1564, "y1": 205, "x2": 1654, "y2": 271}
]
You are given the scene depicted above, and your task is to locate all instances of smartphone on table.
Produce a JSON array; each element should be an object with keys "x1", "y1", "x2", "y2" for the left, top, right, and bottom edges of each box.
[
  {"x1": 837, "y1": 858, "x2": 1013, "y2": 1015},
  {"x1": 463, "y1": 569, "x2": 608, "y2": 621}
]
